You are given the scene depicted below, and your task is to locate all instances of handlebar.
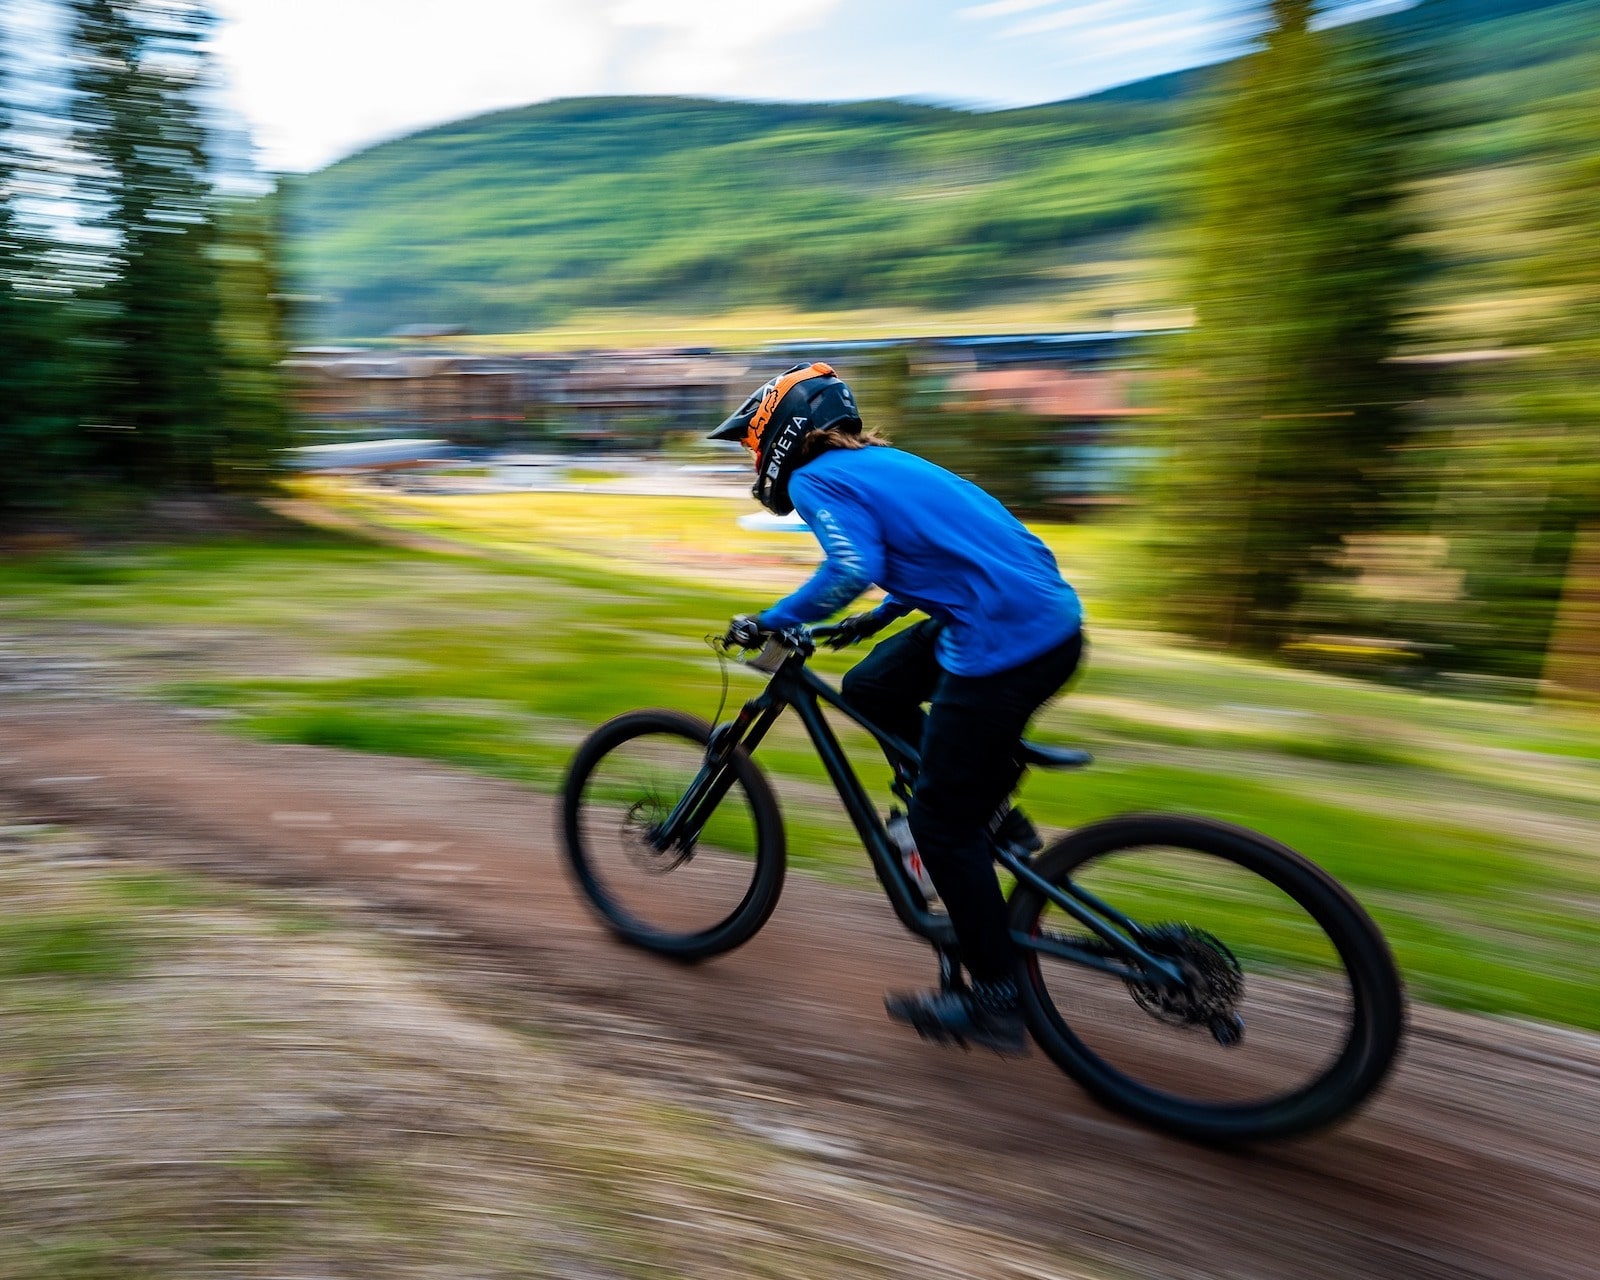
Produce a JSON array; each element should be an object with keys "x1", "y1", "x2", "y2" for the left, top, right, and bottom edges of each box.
[{"x1": 724, "y1": 621, "x2": 842, "y2": 657}]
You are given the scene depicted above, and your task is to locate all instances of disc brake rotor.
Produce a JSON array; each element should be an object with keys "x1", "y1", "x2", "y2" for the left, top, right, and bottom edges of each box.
[
  {"x1": 620, "y1": 797, "x2": 693, "y2": 874},
  {"x1": 1126, "y1": 923, "x2": 1245, "y2": 1039}
]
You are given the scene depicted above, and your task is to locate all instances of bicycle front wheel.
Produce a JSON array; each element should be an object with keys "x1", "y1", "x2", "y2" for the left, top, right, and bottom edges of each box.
[
  {"x1": 1010, "y1": 814, "x2": 1404, "y2": 1142},
  {"x1": 560, "y1": 710, "x2": 785, "y2": 961}
]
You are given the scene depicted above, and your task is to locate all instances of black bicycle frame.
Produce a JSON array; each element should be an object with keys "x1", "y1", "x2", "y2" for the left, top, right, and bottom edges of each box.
[{"x1": 663, "y1": 642, "x2": 1184, "y2": 989}]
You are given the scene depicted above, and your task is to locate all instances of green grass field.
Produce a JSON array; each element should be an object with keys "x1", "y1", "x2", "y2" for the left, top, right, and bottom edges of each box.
[
  {"x1": 452, "y1": 297, "x2": 1179, "y2": 353},
  {"x1": 3, "y1": 497, "x2": 1598, "y2": 1030}
]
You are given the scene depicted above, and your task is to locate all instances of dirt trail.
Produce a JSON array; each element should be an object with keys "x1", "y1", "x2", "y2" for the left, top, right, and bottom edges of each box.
[{"x1": 1, "y1": 696, "x2": 1597, "y2": 1280}]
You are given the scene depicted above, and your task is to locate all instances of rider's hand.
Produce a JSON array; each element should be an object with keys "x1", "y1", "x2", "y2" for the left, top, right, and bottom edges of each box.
[
  {"x1": 724, "y1": 614, "x2": 767, "y2": 650},
  {"x1": 826, "y1": 609, "x2": 891, "y2": 650}
]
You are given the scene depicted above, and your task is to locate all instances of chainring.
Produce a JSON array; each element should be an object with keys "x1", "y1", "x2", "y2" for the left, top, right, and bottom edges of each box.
[{"x1": 1125, "y1": 923, "x2": 1245, "y2": 1031}]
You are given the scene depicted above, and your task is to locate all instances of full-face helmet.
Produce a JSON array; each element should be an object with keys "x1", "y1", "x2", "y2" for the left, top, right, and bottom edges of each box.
[{"x1": 708, "y1": 362, "x2": 861, "y2": 515}]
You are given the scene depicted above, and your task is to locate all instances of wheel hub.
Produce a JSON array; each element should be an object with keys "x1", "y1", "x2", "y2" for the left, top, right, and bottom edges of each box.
[
  {"x1": 621, "y1": 798, "x2": 693, "y2": 873},
  {"x1": 1126, "y1": 923, "x2": 1245, "y2": 1043}
]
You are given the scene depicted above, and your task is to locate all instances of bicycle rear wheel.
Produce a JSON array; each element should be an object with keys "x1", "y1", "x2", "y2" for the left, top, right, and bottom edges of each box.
[
  {"x1": 1010, "y1": 814, "x2": 1403, "y2": 1142},
  {"x1": 561, "y1": 710, "x2": 785, "y2": 961}
]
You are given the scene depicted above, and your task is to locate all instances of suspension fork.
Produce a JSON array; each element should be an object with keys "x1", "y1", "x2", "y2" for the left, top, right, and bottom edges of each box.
[{"x1": 655, "y1": 691, "x2": 786, "y2": 849}]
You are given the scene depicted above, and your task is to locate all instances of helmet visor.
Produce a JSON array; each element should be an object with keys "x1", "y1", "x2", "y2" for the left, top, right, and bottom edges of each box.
[
  {"x1": 706, "y1": 362, "x2": 835, "y2": 446},
  {"x1": 708, "y1": 388, "x2": 766, "y2": 443}
]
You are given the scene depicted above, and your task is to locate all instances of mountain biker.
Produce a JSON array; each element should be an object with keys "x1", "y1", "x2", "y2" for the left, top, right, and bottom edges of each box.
[{"x1": 711, "y1": 361, "x2": 1084, "y2": 1055}]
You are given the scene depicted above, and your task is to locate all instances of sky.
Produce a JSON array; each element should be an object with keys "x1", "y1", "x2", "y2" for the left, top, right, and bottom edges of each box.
[
  {"x1": 3, "y1": 1, "x2": 1409, "y2": 176},
  {"x1": 211, "y1": 0, "x2": 1264, "y2": 173}
]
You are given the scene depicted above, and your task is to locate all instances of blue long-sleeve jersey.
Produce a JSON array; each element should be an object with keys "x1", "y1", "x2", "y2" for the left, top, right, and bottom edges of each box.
[{"x1": 756, "y1": 446, "x2": 1081, "y2": 676}]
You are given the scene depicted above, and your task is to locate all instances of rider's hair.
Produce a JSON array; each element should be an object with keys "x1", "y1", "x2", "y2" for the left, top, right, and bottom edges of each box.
[{"x1": 797, "y1": 425, "x2": 890, "y2": 464}]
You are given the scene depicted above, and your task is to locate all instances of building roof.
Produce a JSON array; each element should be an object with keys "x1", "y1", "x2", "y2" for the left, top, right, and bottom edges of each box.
[{"x1": 948, "y1": 367, "x2": 1148, "y2": 418}]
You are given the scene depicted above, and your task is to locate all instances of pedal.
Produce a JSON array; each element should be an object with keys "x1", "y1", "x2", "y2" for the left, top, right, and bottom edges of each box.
[{"x1": 912, "y1": 1019, "x2": 968, "y2": 1052}]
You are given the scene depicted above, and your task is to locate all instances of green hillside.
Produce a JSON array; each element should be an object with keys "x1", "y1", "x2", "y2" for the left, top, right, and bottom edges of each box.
[{"x1": 287, "y1": 0, "x2": 1600, "y2": 340}]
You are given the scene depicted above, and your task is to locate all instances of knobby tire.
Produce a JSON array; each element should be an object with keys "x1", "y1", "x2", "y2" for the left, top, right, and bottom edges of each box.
[
  {"x1": 1009, "y1": 813, "x2": 1405, "y2": 1142},
  {"x1": 560, "y1": 709, "x2": 786, "y2": 962}
]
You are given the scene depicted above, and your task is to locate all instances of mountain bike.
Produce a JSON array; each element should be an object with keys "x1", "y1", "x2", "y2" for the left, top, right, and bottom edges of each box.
[{"x1": 559, "y1": 623, "x2": 1405, "y2": 1142}]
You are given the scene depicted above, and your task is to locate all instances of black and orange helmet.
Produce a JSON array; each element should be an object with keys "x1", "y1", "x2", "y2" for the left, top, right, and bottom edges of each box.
[{"x1": 708, "y1": 362, "x2": 862, "y2": 515}]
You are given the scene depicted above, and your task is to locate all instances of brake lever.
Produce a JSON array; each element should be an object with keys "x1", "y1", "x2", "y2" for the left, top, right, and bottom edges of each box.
[{"x1": 777, "y1": 626, "x2": 816, "y2": 656}]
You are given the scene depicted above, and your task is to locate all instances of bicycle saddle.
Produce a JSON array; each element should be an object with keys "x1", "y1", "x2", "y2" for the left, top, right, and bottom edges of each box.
[{"x1": 1019, "y1": 740, "x2": 1093, "y2": 770}]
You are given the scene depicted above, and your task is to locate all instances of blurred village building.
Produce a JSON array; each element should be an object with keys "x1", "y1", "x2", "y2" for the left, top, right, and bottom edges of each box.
[
  {"x1": 286, "y1": 350, "x2": 526, "y2": 442},
  {"x1": 283, "y1": 331, "x2": 1157, "y2": 506},
  {"x1": 286, "y1": 348, "x2": 744, "y2": 449},
  {"x1": 944, "y1": 364, "x2": 1154, "y2": 503}
]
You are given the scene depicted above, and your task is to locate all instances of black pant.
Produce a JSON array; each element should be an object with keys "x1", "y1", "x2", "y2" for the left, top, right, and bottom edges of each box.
[{"x1": 841, "y1": 620, "x2": 1084, "y2": 982}]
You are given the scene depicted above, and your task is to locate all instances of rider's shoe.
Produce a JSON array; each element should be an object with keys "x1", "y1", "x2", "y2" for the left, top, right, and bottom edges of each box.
[
  {"x1": 991, "y1": 805, "x2": 1044, "y2": 856},
  {"x1": 885, "y1": 981, "x2": 1029, "y2": 1057}
]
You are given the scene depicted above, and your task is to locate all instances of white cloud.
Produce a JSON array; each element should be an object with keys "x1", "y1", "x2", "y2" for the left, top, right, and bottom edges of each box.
[
  {"x1": 608, "y1": 0, "x2": 844, "y2": 98},
  {"x1": 957, "y1": 0, "x2": 1060, "y2": 20},
  {"x1": 1003, "y1": 0, "x2": 1128, "y2": 38},
  {"x1": 214, "y1": 1, "x2": 620, "y2": 171},
  {"x1": 213, "y1": 0, "x2": 846, "y2": 172},
  {"x1": 612, "y1": 0, "x2": 840, "y2": 41},
  {"x1": 978, "y1": 1, "x2": 1242, "y2": 75},
  {"x1": 1090, "y1": 14, "x2": 1221, "y2": 57}
]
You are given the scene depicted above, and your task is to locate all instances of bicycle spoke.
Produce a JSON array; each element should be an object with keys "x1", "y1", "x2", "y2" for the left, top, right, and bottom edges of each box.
[
  {"x1": 574, "y1": 725, "x2": 769, "y2": 942},
  {"x1": 1030, "y1": 843, "x2": 1356, "y2": 1107}
]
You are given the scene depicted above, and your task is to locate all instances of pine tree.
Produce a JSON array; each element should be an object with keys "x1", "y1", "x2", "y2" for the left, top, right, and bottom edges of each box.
[
  {"x1": 1442, "y1": 65, "x2": 1600, "y2": 686},
  {"x1": 1531, "y1": 66, "x2": 1600, "y2": 693},
  {"x1": 70, "y1": 0, "x2": 225, "y2": 490},
  {"x1": 1148, "y1": 0, "x2": 1420, "y2": 652},
  {"x1": 0, "y1": 66, "x2": 28, "y2": 516},
  {"x1": 213, "y1": 188, "x2": 291, "y2": 485},
  {"x1": 0, "y1": 26, "x2": 77, "y2": 522}
]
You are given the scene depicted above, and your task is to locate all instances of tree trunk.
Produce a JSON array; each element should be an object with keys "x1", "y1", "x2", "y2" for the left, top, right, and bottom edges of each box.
[{"x1": 1544, "y1": 523, "x2": 1600, "y2": 700}]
